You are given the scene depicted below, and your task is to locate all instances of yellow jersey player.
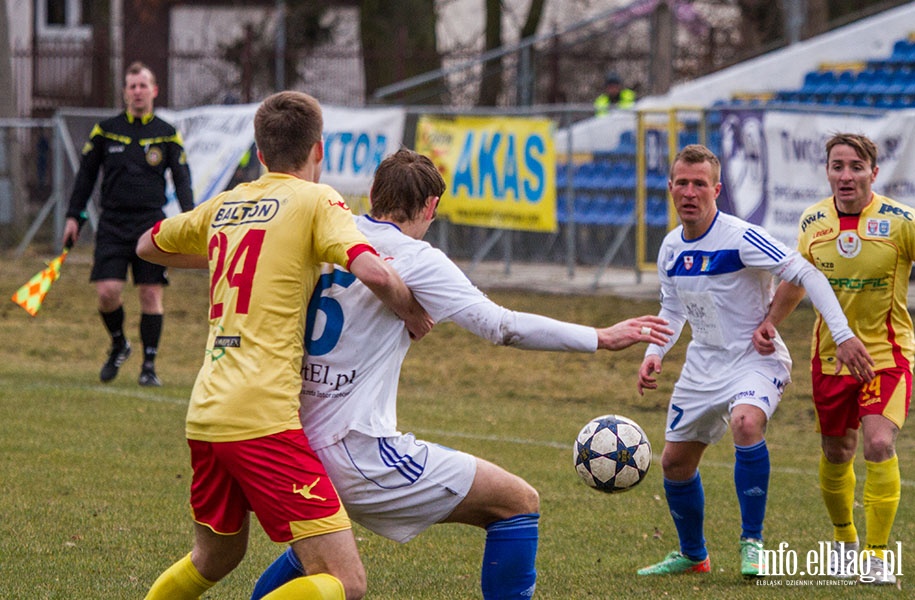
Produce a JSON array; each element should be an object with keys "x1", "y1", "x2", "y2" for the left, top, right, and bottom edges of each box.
[
  {"x1": 754, "y1": 132, "x2": 910, "y2": 585},
  {"x1": 136, "y1": 91, "x2": 431, "y2": 600}
]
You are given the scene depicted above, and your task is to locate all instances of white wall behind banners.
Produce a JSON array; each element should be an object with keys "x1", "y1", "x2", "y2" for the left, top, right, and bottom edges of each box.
[
  {"x1": 717, "y1": 109, "x2": 915, "y2": 248},
  {"x1": 159, "y1": 104, "x2": 407, "y2": 214}
]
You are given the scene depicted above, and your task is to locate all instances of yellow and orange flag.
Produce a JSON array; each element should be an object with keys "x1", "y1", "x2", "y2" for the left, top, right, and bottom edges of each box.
[{"x1": 11, "y1": 248, "x2": 69, "y2": 316}]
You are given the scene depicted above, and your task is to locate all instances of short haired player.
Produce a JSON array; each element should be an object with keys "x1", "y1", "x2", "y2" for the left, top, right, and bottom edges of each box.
[
  {"x1": 136, "y1": 92, "x2": 432, "y2": 600},
  {"x1": 249, "y1": 148, "x2": 674, "y2": 599},
  {"x1": 636, "y1": 144, "x2": 871, "y2": 578},
  {"x1": 753, "y1": 133, "x2": 908, "y2": 584}
]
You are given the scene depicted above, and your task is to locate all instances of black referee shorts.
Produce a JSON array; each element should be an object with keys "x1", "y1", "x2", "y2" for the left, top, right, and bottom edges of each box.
[{"x1": 90, "y1": 239, "x2": 169, "y2": 285}]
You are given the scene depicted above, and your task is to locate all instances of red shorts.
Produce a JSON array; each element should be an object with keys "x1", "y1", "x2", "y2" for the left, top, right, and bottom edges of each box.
[
  {"x1": 812, "y1": 366, "x2": 911, "y2": 437},
  {"x1": 188, "y1": 429, "x2": 350, "y2": 543}
]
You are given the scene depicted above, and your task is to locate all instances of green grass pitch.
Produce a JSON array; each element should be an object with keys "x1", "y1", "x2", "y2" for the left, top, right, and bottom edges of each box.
[{"x1": 1, "y1": 246, "x2": 911, "y2": 598}]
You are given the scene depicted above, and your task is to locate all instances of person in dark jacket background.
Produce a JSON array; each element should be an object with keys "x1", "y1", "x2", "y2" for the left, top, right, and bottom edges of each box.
[{"x1": 63, "y1": 61, "x2": 193, "y2": 387}]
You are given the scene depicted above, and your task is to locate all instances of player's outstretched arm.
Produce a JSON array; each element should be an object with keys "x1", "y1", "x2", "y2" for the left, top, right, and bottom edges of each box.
[
  {"x1": 447, "y1": 300, "x2": 672, "y2": 353},
  {"x1": 637, "y1": 354, "x2": 663, "y2": 396},
  {"x1": 596, "y1": 315, "x2": 673, "y2": 351},
  {"x1": 349, "y1": 251, "x2": 433, "y2": 341},
  {"x1": 136, "y1": 226, "x2": 208, "y2": 268}
]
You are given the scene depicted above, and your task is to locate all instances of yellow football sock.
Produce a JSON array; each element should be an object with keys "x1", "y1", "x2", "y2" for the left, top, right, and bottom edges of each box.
[
  {"x1": 144, "y1": 553, "x2": 215, "y2": 600},
  {"x1": 819, "y1": 453, "x2": 858, "y2": 544},
  {"x1": 864, "y1": 455, "x2": 900, "y2": 560},
  {"x1": 261, "y1": 574, "x2": 345, "y2": 600}
]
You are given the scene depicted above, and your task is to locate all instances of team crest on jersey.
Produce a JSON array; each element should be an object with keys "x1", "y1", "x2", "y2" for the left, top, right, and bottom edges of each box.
[
  {"x1": 146, "y1": 146, "x2": 163, "y2": 166},
  {"x1": 866, "y1": 218, "x2": 890, "y2": 238},
  {"x1": 836, "y1": 231, "x2": 862, "y2": 258},
  {"x1": 684, "y1": 255, "x2": 694, "y2": 270}
]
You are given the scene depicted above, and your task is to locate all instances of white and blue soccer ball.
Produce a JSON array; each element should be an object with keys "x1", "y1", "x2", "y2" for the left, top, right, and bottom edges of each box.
[{"x1": 574, "y1": 414, "x2": 652, "y2": 493}]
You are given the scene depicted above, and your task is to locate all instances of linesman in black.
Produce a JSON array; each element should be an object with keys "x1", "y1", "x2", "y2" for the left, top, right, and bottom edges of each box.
[{"x1": 63, "y1": 61, "x2": 193, "y2": 387}]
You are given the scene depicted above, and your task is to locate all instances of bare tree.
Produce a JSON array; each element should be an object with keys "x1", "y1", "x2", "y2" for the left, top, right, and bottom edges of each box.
[
  {"x1": 360, "y1": 0, "x2": 441, "y2": 103},
  {"x1": 0, "y1": 0, "x2": 12, "y2": 117},
  {"x1": 736, "y1": 0, "x2": 784, "y2": 50},
  {"x1": 477, "y1": 0, "x2": 546, "y2": 106}
]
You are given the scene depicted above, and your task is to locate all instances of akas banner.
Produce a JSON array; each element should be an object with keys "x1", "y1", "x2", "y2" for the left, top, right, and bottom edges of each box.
[{"x1": 415, "y1": 115, "x2": 557, "y2": 232}]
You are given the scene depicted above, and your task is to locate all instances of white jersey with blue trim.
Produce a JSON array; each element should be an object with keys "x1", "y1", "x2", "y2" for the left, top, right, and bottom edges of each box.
[
  {"x1": 649, "y1": 211, "x2": 796, "y2": 389},
  {"x1": 299, "y1": 215, "x2": 492, "y2": 450}
]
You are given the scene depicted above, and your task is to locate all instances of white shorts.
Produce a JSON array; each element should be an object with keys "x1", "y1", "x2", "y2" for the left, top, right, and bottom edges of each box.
[
  {"x1": 314, "y1": 430, "x2": 477, "y2": 543},
  {"x1": 665, "y1": 369, "x2": 786, "y2": 445}
]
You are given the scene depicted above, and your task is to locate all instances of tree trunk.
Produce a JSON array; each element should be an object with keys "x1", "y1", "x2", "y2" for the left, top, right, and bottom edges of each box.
[
  {"x1": 0, "y1": 0, "x2": 12, "y2": 117},
  {"x1": 360, "y1": 0, "x2": 441, "y2": 103},
  {"x1": 90, "y1": 0, "x2": 111, "y2": 107},
  {"x1": 476, "y1": 0, "x2": 503, "y2": 106},
  {"x1": 477, "y1": 0, "x2": 546, "y2": 106},
  {"x1": 804, "y1": 0, "x2": 830, "y2": 39}
]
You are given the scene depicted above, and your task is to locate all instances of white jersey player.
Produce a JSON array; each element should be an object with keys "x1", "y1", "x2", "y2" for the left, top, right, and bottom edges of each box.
[
  {"x1": 251, "y1": 149, "x2": 674, "y2": 600},
  {"x1": 636, "y1": 145, "x2": 869, "y2": 579}
]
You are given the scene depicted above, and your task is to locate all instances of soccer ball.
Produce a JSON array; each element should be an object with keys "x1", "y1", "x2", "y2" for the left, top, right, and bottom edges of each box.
[{"x1": 574, "y1": 414, "x2": 652, "y2": 493}]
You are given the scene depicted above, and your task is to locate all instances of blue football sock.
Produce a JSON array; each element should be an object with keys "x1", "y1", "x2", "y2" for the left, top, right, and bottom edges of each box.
[
  {"x1": 250, "y1": 546, "x2": 305, "y2": 600},
  {"x1": 481, "y1": 513, "x2": 539, "y2": 600},
  {"x1": 734, "y1": 439, "x2": 769, "y2": 540},
  {"x1": 664, "y1": 471, "x2": 707, "y2": 561}
]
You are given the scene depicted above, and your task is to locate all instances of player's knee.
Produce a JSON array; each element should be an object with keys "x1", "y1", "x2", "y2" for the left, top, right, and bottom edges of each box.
[
  {"x1": 823, "y1": 444, "x2": 855, "y2": 464},
  {"x1": 192, "y1": 545, "x2": 246, "y2": 582},
  {"x1": 660, "y1": 447, "x2": 697, "y2": 480},
  {"x1": 516, "y1": 481, "x2": 540, "y2": 514},
  {"x1": 862, "y1": 434, "x2": 896, "y2": 462},
  {"x1": 338, "y1": 568, "x2": 367, "y2": 600},
  {"x1": 730, "y1": 409, "x2": 766, "y2": 444}
]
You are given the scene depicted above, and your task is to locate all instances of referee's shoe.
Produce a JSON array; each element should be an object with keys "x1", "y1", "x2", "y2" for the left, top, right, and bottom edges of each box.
[
  {"x1": 100, "y1": 342, "x2": 131, "y2": 382},
  {"x1": 138, "y1": 365, "x2": 162, "y2": 387}
]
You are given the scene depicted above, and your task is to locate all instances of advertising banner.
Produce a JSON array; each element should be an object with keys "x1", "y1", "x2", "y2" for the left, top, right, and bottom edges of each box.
[
  {"x1": 718, "y1": 109, "x2": 915, "y2": 247},
  {"x1": 415, "y1": 115, "x2": 557, "y2": 232},
  {"x1": 162, "y1": 104, "x2": 407, "y2": 214}
]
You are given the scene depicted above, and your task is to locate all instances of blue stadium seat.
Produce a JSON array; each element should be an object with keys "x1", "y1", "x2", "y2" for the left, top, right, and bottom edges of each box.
[
  {"x1": 593, "y1": 162, "x2": 616, "y2": 189},
  {"x1": 800, "y1": 71, "x2": 826, "y2": 93},
  {"x1": 610, "y1": 195, "x2": 636, "y2": 226},
  {"x1": 647, "y1": 173, "x2": 668, "y2": 193},
  {"x1": 573, "y1": 163, "x2": 599, "y2": 191},
  {"x1": 885, "y1": 71, "x2": 910, "y2": 95},
  {"x1": 617, "y1": 131, "x2": 637, "y2": 154},
  {"x1": 573, "y1": 193, "x2": 593, "y2": 224},
  {"x1": 556, "y1": 191, "x2": 571, "y2": 223},
  {"x1": 705, "y1": 110, "x2": 723, "y2": 127},
  {"x1": 850, "y1": 70, "x2": 879, "y2": 96},
  {"x1": 591, "y1": 194, "x2": 614, "y2": 225},
  {"x1": 887, "y1": 39, "x2": 915, "y2": 68},
  {"x1": 813, "y1": 71, "x2": 839, "y2": 97},
  {"x1": 830, "y1": 70, "x2": 857, "y2": 96},
  {"x1": 679, "y1": 130, "x2": 699, "y2": 147},
  {"x1": 646, "y1": 196, "x2": 669, "y2": 228},
  {"x1": 555, "y1": 163, "x2": 572, "y2": 189}
]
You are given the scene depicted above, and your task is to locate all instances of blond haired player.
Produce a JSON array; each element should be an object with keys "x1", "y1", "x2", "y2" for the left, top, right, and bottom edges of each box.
[{"x1": 637, "y1": 145, "x2": 869, "y2": 578}]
